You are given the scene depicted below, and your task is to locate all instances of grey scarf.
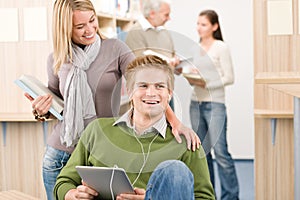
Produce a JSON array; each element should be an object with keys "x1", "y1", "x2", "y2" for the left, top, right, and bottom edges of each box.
[{"x1": 60, "y1": 34, "x2": 100, "y2": 147}]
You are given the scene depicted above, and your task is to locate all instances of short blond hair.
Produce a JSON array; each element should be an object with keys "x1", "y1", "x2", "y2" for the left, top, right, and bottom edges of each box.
[{"x1": 125, "y1": 55, "x2": 174, "y2": 92}]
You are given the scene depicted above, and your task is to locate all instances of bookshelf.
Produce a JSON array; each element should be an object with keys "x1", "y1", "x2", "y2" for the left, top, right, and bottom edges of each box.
[
  {"x1": 97, "y1": 12, "x2": 134, "y2": 38},
  {"x1": 93, "y1": 0, "x2": 140, "y2": 38}
]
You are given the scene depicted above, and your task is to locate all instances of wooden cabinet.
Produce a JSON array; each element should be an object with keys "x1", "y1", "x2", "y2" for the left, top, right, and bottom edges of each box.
[{"x1": 253, "y1": 0, "x2": 300, "y2": 199}]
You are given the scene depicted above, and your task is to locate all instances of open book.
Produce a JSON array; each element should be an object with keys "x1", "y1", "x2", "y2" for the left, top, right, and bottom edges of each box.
[
  {"x1": 14, "y1": 74, "x2": 64, "y2": 120},
  {"x1": 143, "y1": 50, "x2": 193, "y2": 62},
  {"x1": 182, "y1": 73, "x2": 204, "y2": 81},
  {"x1": 143, "y1": 49, "x2": 172, "y2": 62},
  {"x1": 143, "y1": 49, "x2": 193, "y2": 69}
]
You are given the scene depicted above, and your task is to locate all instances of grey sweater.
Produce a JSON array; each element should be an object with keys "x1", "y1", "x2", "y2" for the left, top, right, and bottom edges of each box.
[
  {"x1": 46, "y1": 38, "x2": 135, "y2": 153},
  {"x1": 125, "y1": 21, "x2": 175, "y2": 58}
]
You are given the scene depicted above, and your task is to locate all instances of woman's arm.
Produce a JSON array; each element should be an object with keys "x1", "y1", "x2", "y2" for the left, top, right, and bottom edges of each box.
[
  {"x1": 185, "y1": 77, "x2": 206, "y2": 88},
  {"x1": 166, "y1": 105, "x2": 200, "y2": 151}
]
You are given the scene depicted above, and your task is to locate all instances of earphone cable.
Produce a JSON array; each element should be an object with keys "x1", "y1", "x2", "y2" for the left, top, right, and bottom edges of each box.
[
  {"x1": 109, "y1": 165, "x2": 119, "y2": 200},
  {"x1": 132, "y1": 133, "x2": 159, "y2": 185}
]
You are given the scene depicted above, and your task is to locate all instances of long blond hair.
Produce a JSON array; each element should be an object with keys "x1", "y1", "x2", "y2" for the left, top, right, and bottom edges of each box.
[{"x1": 52, "y1": 0, "x2": 103, "y2": 74}]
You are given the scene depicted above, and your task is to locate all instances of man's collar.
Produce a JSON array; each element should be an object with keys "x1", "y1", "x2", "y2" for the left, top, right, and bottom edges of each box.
[
  {"x1": 138, "y1": 16, "x2": 165, "y2": 31},
  {"x1": 113, "y1": 109, "x2": 167, "y2": 138}
]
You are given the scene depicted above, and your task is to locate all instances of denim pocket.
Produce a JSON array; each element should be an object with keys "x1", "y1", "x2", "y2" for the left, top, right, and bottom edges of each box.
[{"x1": 43, "y1": 146, "x2": 70, "y2": 172}]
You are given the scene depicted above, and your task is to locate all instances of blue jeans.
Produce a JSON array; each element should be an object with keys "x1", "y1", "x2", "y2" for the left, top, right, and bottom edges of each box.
[
  {"x1": 42, "y1": 146, "x2": 71, "y2": 200},
  {"x1": 190, "y1": 101, "x2": 239, "y2": 200},
  {"x1": 145, "y1": 160, "x2": 194, "y2": 200}
]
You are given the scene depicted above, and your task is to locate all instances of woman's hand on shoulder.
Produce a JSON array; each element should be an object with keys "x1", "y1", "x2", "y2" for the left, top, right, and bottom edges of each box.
[{"x1": 172, "y1": 122, "x2": 201, "y2": 151}]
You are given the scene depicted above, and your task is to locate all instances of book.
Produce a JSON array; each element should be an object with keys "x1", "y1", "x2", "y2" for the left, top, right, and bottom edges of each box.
[
  {"x1": 143, "y1": 49, "x2": 193, "y2": 69},
  {"x1": 143, "y1": 49, "x2": 171, "y2": 62},
  {"x1": 14, "y1": 74, "x2": 64, "y2": 120},
  {"x1": 182, "y1": 73, "x2": 203, "y2": 80}
]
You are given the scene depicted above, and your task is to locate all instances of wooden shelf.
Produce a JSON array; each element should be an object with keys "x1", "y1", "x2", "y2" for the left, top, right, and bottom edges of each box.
[
  {"x1": 0, "y1": 113, "x2": 55, "y2": 122},
  {"x1": 96, "y1": 4, "x2": 138, "y2": 38},
  {"x1": 255, "y1": 71, "x2": 300, "y2": 84},
  {"x1": 96, "y1": 12, "x2": 114, "y2": 19},
  {"x1": 0, "y1": 113, "x2": 36, "y2": 122},
  {"x1": 254, "y1": 109, "x2": 293, "y2": 119},
  {"x1": 116, "y1": 15, "x2": 132, "y2": 22}
]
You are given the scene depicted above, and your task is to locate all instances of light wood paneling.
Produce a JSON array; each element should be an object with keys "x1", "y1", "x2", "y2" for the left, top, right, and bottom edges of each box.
[
  {"x1": 0, "y1": 1, "x2": 53, "y2": 199},
  {"x1": 254, "y1": 0, "x2": 299, "y2": 199},
  {"x1": 0, "y1": 121, "x2": 56, "y2": 199},
  {"x1": 0, "y1": 190, "x2": 39, "y2": 200},
  {"x1": 255, "y1": 119, "x2": 294, "y2": 200},
  {"x1": 0, "y1": 1, "x2": 137, "y2": 199},
  {"x1": 0, "y1": 1, "x2": 53, "y2": 114}
]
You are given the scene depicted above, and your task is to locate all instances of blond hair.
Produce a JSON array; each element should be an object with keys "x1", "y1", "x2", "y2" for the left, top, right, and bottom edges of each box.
[
  {"x1": 125, "y1": 55, "x2": 174, "y2": 92},
  {"x1": 52, "y1": 0, "x2": 103, "y2": 74}
]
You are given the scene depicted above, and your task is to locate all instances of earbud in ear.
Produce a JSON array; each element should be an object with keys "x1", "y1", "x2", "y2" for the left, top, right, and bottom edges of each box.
[{"x1": 168, "y1": 94, "x2": 172, "y2": 101}]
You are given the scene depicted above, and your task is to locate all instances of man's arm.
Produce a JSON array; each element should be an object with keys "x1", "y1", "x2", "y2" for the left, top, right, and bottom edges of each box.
[
  {"x1": 53, "y1": 121, "x2": 99, "y2": 199},
  {"x1": 182, "y1": 147, "x2": 215, "y2": 199}
]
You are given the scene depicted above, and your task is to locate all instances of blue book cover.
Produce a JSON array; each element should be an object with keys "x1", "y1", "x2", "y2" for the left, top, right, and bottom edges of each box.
[{"x1": 14, "y1": 75, "x2": 64, "y2": 120}]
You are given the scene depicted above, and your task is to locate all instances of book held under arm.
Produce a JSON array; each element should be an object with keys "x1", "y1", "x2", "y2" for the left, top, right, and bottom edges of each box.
[{"x1": 14, "y1": 74, "x2": 64, "y2": 120}]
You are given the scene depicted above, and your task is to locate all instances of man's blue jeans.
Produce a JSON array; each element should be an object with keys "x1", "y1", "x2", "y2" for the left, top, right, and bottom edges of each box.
[
  {"x1": 145, "y1": 160, "x2": 194, "y2": 200},
  {"x1": 42, "y1": 145, "x2": 71, "y2": 200},
  {"x1": 190, "y1": 101, "x2": 239, "y2": 200}
]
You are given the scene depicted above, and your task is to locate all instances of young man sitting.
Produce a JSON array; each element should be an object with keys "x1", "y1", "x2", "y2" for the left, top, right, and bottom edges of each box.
[{"x1": 54, "y1": 55, "x2": 215, "y2": 200}]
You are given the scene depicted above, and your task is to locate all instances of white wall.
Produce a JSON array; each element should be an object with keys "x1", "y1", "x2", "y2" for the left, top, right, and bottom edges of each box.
[{"x1": 166, "y1": 0, "x2": 254, "y2": 159}]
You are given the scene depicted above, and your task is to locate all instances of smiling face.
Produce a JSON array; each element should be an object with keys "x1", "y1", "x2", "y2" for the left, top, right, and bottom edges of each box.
[
  {"x1": 72, "y1": 10, "x2": 98, "y2": 45},
  {"x1": 130, "y1": 68, "x2": 171, "y2": 121}
]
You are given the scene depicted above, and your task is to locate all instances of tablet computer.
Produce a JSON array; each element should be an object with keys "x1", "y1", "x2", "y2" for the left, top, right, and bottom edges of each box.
[{"x1": 76, "y1": 166, "x2": 135, "y2": 199}]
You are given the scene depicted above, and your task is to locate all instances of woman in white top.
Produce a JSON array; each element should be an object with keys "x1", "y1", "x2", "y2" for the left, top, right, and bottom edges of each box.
[{"x1": 186, "y1": 10, "x2": 239, "y2": 200}]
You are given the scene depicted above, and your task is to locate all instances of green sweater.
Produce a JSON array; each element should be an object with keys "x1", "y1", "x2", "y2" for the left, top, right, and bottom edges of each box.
[{"x1": 54, "y1": 118, "x2": 215, "y2": 199}]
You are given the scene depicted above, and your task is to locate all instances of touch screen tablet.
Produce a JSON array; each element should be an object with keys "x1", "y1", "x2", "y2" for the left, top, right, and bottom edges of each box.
[{"x1": 76, "y1": 166, "x2": 135, "y2": 199}]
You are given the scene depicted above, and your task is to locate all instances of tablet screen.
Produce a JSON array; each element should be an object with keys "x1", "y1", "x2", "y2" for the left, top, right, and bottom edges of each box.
[{"x1": 76, "y1": 166, "x2": 135, "y2": 199}]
